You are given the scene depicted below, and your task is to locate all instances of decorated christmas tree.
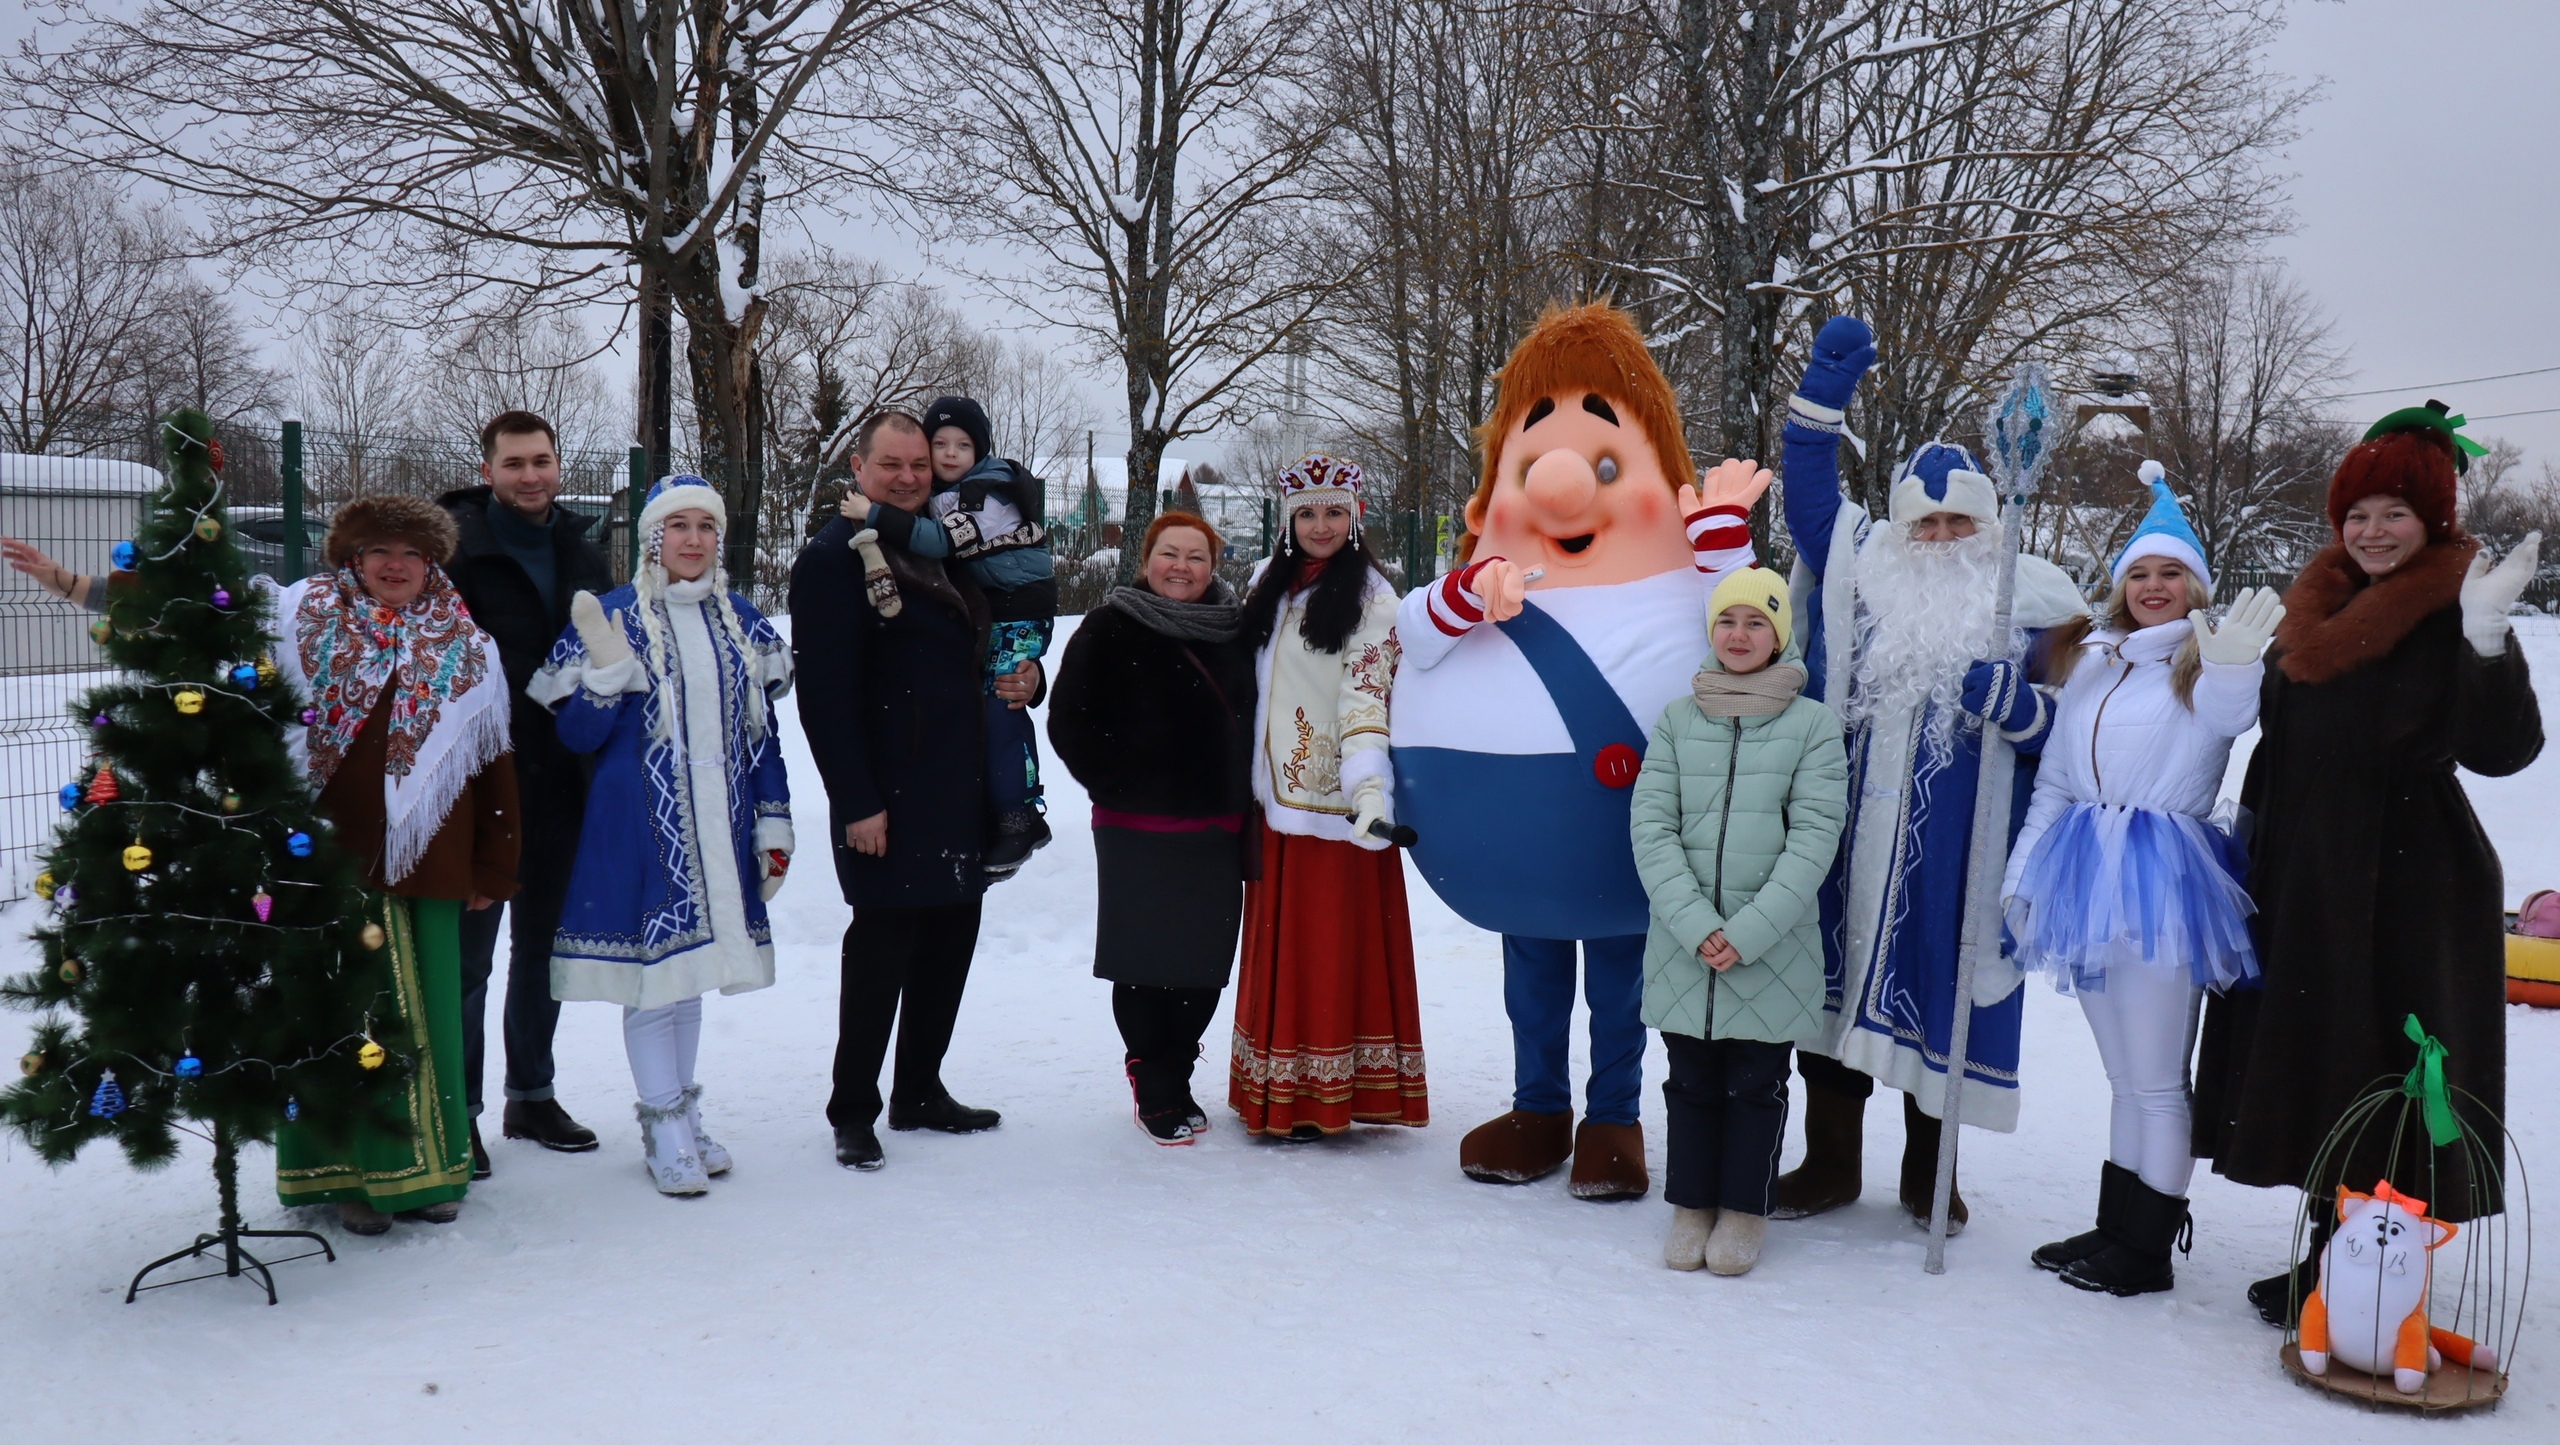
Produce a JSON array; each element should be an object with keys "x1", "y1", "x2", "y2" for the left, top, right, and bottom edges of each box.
[{"x1": 1, "y1": 409, "x2": 407, "y2": 1301}]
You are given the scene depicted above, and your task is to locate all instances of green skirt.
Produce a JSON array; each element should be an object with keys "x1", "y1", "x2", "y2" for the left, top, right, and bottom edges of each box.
[{"x1": 273, "y1": 895, "x2": 472, "y2": 1212}]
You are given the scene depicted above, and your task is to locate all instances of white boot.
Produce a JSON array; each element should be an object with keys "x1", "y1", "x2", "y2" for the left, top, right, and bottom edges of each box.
[
  {"x1": 635, "y1": 1099, "x2": 710, "y2": 1196},
  {"x1": 682, "y1": 1083, "x2": 731, "y2": 1176},
  {"x1": 1705, "y1": 1210, "x2": 1767, "y2": 1276},
  {"x1": 1665, "y1": 1206, "x2": 1716, "y2": 1271}
]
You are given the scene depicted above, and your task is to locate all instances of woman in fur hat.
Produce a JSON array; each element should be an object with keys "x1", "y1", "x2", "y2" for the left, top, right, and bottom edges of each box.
[
  {"x1": 2192, "y1": 403, "x2": 2544, "y2": 1324},
  {"x1": 529, "y1": 475, "x2": 794, "y2": 1195},
  {"x1": 1227, "y1": 454, "x2": 1429, "y2": 1138},
  {"x1": 269, "y1": 494, "x2": 521, "y2": 1234}
]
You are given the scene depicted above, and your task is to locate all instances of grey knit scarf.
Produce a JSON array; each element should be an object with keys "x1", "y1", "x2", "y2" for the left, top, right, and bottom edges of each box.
[
  {"x1": 1100, "y1": 577, "x2": 1241, "y2": 643},
  {"x1": 1692, "y1": 660, "x2": 1808, "y2": 718}
]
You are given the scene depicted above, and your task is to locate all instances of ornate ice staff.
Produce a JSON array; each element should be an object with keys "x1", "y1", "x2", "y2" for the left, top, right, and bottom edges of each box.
[{"x1": 1924, "y1": 363, "x2": 2055, "y2": 1274}]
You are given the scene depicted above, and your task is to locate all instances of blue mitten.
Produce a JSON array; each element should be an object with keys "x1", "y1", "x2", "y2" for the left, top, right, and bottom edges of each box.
[
  {"x1": 1960, "y1": 659, "x2": 2037, "y2": 732},
  {"x1": 1796, "y1": 315, "x2": 1877, "y2": 412}
]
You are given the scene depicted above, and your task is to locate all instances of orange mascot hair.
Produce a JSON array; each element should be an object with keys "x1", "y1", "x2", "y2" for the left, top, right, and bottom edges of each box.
[{"x1": 1461, "y1": 301, "x2": 1693, "y2": 563}]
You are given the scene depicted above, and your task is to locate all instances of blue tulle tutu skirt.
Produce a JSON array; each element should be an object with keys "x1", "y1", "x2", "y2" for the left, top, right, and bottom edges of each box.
[{"x1": 2005, "y1": 803, "x2": 2259, "y2": 994}]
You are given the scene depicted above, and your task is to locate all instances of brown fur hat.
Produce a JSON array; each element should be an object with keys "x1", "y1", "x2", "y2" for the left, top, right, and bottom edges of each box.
[
  {"x1": 323, "y1": 493, "x2": 458, "y2": 569},
  {"x1": 1462, "y1": 301, "x2": 1694, "y2": 562},
  {"x1": 2328, "y1": 428, "x2": 2459, "y2": 542}
]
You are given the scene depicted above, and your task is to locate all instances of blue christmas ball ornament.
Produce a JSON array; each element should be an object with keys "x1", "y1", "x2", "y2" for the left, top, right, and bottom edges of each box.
[
  {"x1": 229, "y1": 663, "x2": 259, "y2": 689},
  {"x1": 59, "y1": 782, "x2": 80, "y2": 810},
  {"x1": 285, "y1": 1096, "x2": 300, "y2": 1122},
  {"x1": 112, "y1": 540, "x2": 137, "y2": 570},
  {"x1": 88, "y1": 1070, "x2": 126, "y2": 1119},
  {"x1": 174, "y1": 1051, "x2": 204, "y2": 1079},
  {"x1": 285, "y1": 831, "x2": 314, "y2": 857}
]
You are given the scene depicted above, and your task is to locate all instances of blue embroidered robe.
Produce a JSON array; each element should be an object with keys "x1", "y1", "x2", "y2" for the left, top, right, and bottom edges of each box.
[{"x1": 532, "y1": 581, "x2": 794, "y2": 1010}]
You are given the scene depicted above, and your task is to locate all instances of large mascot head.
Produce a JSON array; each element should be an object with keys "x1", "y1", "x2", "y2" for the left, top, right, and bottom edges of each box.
[{"x1": 1461, "y1": 301, "x2": 1694, "y2": 584}]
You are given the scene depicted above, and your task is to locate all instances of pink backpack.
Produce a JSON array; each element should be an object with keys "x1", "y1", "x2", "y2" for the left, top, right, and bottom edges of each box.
[{"x1": 2518, "y1": 891, "x2": 2560, "y2": 939}]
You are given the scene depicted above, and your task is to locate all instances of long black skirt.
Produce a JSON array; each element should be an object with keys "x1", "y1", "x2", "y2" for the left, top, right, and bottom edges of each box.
[{"x1": 1092, "y1": 825, "x2": 1243, "y2": 990}]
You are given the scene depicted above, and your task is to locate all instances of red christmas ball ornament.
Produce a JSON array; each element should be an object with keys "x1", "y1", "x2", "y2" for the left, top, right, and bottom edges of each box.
[{"x1": 206, "y1": 436, "x2": 225, "y2": 472}]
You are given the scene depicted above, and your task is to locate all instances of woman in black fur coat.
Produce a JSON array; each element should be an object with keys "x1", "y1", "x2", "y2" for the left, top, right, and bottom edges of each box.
[{"x1": 1047, "y1": 513, "x2": 1258, "y2": 1144}]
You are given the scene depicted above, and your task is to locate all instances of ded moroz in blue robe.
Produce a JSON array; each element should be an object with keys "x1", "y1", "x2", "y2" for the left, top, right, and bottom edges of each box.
[
  {"x1": 1780, "y1": 416, "x2": 2086, "y2": 1132},
  {"x1": 530, "y1": 575, "x2": 794, "y2": 1011}
]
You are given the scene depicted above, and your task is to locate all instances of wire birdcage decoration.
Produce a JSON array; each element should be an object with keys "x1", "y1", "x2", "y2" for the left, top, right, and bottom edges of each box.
[{"x1": 2277, "y1": 1015, "x2": 2530, "y2": 1413}]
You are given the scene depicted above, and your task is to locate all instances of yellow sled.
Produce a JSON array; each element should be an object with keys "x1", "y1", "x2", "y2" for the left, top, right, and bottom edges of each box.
[{"x1": 2508, "y1": 923, "x2": 2560, "y2": 1008}]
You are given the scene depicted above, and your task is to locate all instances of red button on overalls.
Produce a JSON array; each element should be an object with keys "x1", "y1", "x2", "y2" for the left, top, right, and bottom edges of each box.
[{"x1": 1593, "y1": 742, "x2": 1641, "y2": 789}]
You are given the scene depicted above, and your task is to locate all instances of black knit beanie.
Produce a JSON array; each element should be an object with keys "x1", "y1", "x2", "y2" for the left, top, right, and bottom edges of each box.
[{"x1": 920, "y1": 395, "x2": 993, "y2": 464}]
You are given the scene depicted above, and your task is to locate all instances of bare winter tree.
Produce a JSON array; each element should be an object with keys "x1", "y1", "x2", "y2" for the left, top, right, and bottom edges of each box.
[
  {"x1": 422, "y1": 304, "x2": 622, "y2": 453},
  {"x1": 127, "y1": 280, "x2": 287, "y2": 428},
  {"x1": 11, "y1": 0, "x2": 931, "y2": 573},
  {"x1": 0, "y1": 165, "x2": 193, "y2": 452},
  {"x1": 882, "y1": 0, "x2": 1336, "y2": 576}
]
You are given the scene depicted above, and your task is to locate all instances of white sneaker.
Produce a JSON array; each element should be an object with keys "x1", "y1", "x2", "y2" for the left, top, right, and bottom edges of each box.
[
  {"x1": 636, "y1": 1100, "x2": 710, "y2": 1196},
  {"x1": 1666, "y1": 1206, "x2": 1716, "y2": 1270},
  {"x1": 681, "y1": 1084, "x2": 732, "y2": 1176},
  {"x1": 1705, "y1": 1210, "x2": 1767, "y2": 1276}
]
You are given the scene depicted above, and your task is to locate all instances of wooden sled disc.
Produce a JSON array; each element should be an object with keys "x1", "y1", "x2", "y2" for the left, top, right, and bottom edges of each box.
[{"x1": 2281, "y1": 1343, "x2": 2507, "y2": 1412}]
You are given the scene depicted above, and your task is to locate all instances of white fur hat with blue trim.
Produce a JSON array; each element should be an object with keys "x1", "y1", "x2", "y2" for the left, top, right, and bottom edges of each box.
[
  {"x1": 1887, "y1": 441, "x2": 2000, "y2": 525},
  {"x1": 2110, "y1": 460, "x2": 2212, "y2": 592},
  {"x1": 638, "y1": 472, "x2": 728, "y2": 537}
]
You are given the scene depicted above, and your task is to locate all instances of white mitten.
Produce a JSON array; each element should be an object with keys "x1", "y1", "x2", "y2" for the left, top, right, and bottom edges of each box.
[
  {"x1": 2193, "y1": 586, "x2": 2285, "y2": 666},
  {"x1": 2461, "y1": 531, "x2": 2540, "y2": 656},
  {"x1": 1348, "y1": 777, "x2": 1391, "y2": 851},
  {"x1": 754, "y1": 818, "x2": 795, "y2": 901},
  {"x1": 570, "y1": 589, "x2": 637, "y2": 675}
]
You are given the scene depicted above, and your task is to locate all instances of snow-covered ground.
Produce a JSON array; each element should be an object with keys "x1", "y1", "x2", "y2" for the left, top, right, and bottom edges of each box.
[{"x1": 5, "y1": 619, "x2": 2558, "y2": 1442}]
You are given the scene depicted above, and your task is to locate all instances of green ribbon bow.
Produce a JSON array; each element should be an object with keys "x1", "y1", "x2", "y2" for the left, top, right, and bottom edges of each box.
[{"x1": 2401, "y1": 1014, "x2": 2462, "y2": 1149}]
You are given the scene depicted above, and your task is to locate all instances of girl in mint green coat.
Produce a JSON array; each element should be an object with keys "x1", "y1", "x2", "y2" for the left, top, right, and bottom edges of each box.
[{"x1": 1630, "y1": 566, "x2": 1848, "y2": 1276}]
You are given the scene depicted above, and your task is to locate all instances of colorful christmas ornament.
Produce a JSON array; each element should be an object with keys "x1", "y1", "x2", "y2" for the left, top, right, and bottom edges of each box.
[
  {"x1": 194, "y1": 515, "x2": 223, "y2": 542},
  {"x1": 85, "y1": 769, "x2": 120, "y2": 805},
  {"x1": 88, "y1": 617, "x2": 111, "y2": 644},
  {"x1": 122, "y1": 842, "x2": 153, "y2": 872},
  {"x1": 58, "y1": 956, "x2": 80, "y2": 984},
  {"x1": 174, "y1": 689, "x2": 205, "y2": 715},
  {"x1": 57, "y1": 782, "x2": 78, "y2": 810},
  {"x1": 299, "y1": 707, "x2": 320, "y2": 726},
  {"x1": 356, "y1": 1039, "x2": 386, "y2": 1071},
  {"x1": 360, "y1": 922, "x2": 385, "y2": 951},
  {"x1": 20, "y1": 1050, "x2": 44, "y2": 1077},
  {"x1": 91, "y1": 712, "x2": 110, "y2": 729},
  {"x1": 284, "y1": 1097, "x2": 300, "y2": 1122},
  {"x1": 255, "y1": 655, "x2": 277, "y2": 685},
  {"x1": 32, "y1": 871, "x2": 54, "y2": 900},
  {"x1": 252, "y1": 891, "x2": 273, "y2": 923},
  {"x1": 221, "y1": 791, "x2": 243, "y2": 813},
  {"x1": 111, "y1": 540, "x2": 137, "y2": 570},
  {"x1": 87, "y1": 1070, "x2": 124, "y2": 1118},
  {"x1": 211, "y1": 587, "x2": 231, "y2": 609},
  {"x1": 286, "y1": 831, "x2": 314, "y2": 857},
  {"x1": 53, "y1": 884, "x2": 77, "y2": 908},
  {"x1": 173, "y1": 1051, "x2": 203, "y2": 1079},
  {"x1": 229, "y1": 663, "x2": 258, "y2": 689}
]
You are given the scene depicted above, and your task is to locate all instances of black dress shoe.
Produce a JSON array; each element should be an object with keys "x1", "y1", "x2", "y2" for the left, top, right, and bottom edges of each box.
[
  {"x1": 834, "y1": 1126, "x2": 885, "y2": 1170},
  {"x1": 502, "y1": 1098, "x2": 601, "y2": 1152},
  {"x1": 886, "y1": 1094, "x2": 1002, "y2": 1133},
  {"x1": 470, "y1": 1121, "x2": 493, "y2": 1181}
]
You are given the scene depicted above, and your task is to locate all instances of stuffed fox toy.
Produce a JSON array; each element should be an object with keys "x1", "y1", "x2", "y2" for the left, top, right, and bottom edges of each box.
[{"x1": 2299, "y1": 1181, "x2": 2498, "y2": 1393}]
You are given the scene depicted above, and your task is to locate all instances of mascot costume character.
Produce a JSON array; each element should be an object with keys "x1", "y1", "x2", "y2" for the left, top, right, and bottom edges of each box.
[{"x1": 1392, "y1": 301, "x2": 1765, "y2": 1199}]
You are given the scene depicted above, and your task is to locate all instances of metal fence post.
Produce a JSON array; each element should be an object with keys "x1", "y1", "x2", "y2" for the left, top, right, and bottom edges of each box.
[
  {"x1": 626, "y1": 446, "x2": 649, "y2": 580},
  {"x1": 280, "y1": 419, "x2": 306, "y2": 582}
]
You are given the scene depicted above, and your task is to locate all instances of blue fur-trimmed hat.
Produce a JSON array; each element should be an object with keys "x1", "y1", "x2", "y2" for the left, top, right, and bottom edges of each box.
[
  {"x1": 638, "y1": 473, "x2": 727, "y2": 536},
  {"x1": 1888, "y1": 441, "x2": 1999, "y2": 525},
  {"x1": 2111, "y1": 460, "x2": 2211, "y2": 592}
]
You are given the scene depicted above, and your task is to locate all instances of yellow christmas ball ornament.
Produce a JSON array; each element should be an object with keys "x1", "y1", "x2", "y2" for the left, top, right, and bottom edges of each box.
[
  {"x1": 360, "y1": 921, "x2": 386, "y2": 951},
  {"x1": 58, "y1": 957, "x2": 81, "y2": 984},
  {"x1": 194, "y1": 515, "x2": 223, "y2": 542},
  {"x1": 88, "y1": 617, "x2": 111, "y2": 644},
  {"x1": 18, "y1": 1051, "x2": 41, "y2": 1078},
  {"x1": 122, "y1": 843, "x2": 153, "y2": 872},
  {"x1": 32, "y1": 871, "x2": 54, "y2": 900},
  {"x1": 357, "y1": 1039, "x2": 386, "y2": 1071},
  {"x1": 174, "y1": 690, "x2": 205, "y2": 715},
  {"x1": 255, "y1": 655, "x2": 278, "y2": 685}
]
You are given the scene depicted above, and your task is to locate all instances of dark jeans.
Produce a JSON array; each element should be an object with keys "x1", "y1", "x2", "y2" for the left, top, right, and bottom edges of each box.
[
  {"x1": 1662, "y1": 1033, "x2": 1794, "y2": 1215},
  {"x1": 457, "y1": 809, "x2": 578, "y2": 1116},
  {"x1": 983, "y1": 694, "x2": 1043, "y2": 814},
  {"x1": 1111, "y1": 982, "x2": 1222, "y2": 1077},
  {"x1": 827, "y1": 899, "x2": 986, "y2": 1129},
  {"x1": 1503, "y1": 933, "x2": 1648, "y2": 1124}
]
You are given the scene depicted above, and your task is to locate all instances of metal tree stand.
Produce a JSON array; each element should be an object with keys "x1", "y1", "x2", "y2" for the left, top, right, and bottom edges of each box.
[{"x1": 126, "y1": 1122, "x2": 334, "y2": 1305}]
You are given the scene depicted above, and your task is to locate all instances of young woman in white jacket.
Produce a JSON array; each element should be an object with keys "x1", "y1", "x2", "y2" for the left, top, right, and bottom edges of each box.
[
  {"x1": 2002, "y1": 465, "x2": 2284, "y2": 1297},
  {"x1": 1226, "y1": 455, "x2": 1429, "y2": 1138}
]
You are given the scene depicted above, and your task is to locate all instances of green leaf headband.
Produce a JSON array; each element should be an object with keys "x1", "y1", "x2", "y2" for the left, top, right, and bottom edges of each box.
[{"x1": 2363, "y1": 398, "x2": 2491, "y2": 475}]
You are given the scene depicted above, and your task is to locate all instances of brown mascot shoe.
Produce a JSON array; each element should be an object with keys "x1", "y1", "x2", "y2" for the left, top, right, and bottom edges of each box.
[
  {"x1": 1897, "y1": 1093, "x2": 1968, "y2": 1234},
  {"x1": 1771, "y1": 1078, "x2": 1865, "y2": 1219},
  {"x1": 1459, "y1": 1109, "x2": 1575, "y2": 1184},
  {"x1": 1567, "y1": 1120, "x2": 1651, "y2": 1201}
]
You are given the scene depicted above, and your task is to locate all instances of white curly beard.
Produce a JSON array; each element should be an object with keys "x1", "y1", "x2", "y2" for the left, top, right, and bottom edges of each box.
[{"x1": 1841, "y1": 523, "x2": 2011, "y2": 767}]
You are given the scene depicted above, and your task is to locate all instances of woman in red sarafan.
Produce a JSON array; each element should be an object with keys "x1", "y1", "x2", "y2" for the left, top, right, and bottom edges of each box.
[{"x1": 1228, "y1": 455, "x2": 1428, "y2": 1137}]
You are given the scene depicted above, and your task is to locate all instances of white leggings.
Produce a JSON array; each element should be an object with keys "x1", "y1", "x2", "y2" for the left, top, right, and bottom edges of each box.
[
  {"x1": 623, "y1": 997, "x2": 704, "y2": 1111},
  {"x1": 2077, "y1": 964, "x2": 2202, "y2": 1197}
]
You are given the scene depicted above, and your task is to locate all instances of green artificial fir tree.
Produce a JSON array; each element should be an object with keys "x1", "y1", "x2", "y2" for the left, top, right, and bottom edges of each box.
[{"x1": 1, "y1": 409, "x2": 409, "y2": 1303}]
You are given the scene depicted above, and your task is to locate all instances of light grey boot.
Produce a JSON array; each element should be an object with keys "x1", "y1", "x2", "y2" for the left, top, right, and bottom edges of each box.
[
  {"x1": 1666, "y1": 1206, "x2": 1716, "y2": 1271},
  {"x1": 635, "y1": 1099, "x2": 710, "y2": 1196},
  {"x1": 1705, "y1": 1211, "x2": 1768, "y2": 1276},
  {"x1": 681, "y1": 1083, "x2": 731, "y2": 1176}
]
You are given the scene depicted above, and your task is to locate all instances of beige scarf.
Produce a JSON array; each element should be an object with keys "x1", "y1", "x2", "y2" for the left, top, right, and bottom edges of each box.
[{"x1": 1692, "y1": 660, "x2": 1807, "y2": 718}]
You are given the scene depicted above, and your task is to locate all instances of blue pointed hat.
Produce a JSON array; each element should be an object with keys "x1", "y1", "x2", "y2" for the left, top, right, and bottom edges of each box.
[
  {"x1": 638, "y1": 472, "x2": 727, "y2": 536},
  {"x1": 2111, "y1": 460, "x2": 2210, "y2": 591}
]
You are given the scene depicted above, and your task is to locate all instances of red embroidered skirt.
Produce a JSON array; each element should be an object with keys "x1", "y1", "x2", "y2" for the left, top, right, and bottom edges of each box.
[{"x1": 1229, "y1": 823, "x2": 1429, "y2": 1135}]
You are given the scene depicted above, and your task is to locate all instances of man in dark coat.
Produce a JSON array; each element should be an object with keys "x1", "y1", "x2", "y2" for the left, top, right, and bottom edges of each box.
[
  {"x1": 792, "y1": 409, "x2": 1044, "y2": 1170},
  {"x1": 434, "y1": 410, "x2": 615, "y2": 1167}
]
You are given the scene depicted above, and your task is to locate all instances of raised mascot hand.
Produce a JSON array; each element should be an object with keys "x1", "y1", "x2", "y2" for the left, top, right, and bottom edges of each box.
[
  {"x1": 1683, "y1": 458, "x2": 1774, "y2": 517},
  {"x1": 2461, "y1": 530, "x2": 2541, "y2": 657},
  {"x1": 1466, "y1": 556, "x2": 1528, "y2": 622},
  {"x1": 570, "y1": 590, "x2": 635, "y2": 671},
  {"x1": 2193, "y1": 587, "x2": 2284, "y2": 666}
]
